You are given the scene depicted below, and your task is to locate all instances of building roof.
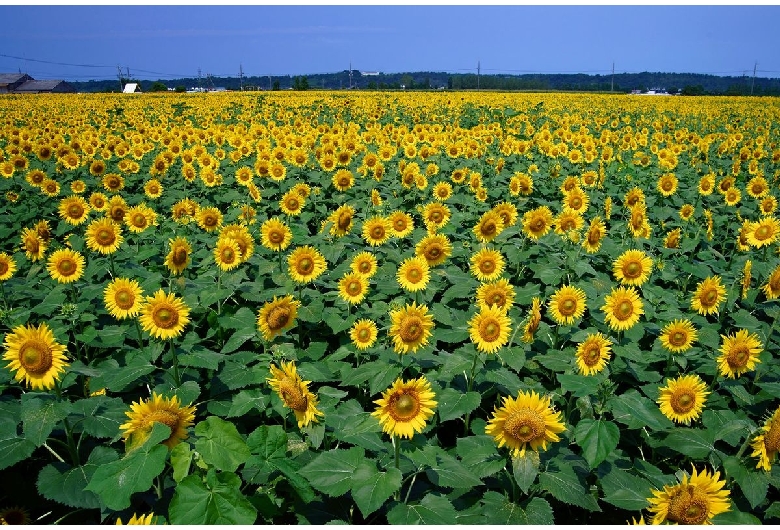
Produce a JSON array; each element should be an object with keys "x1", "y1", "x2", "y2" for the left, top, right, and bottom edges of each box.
[
  {"x1": 123, "y1": 83, "x2": 140, "y2": 93},
  {"x1": 14, "y1": 79, "x2": 71, "y2": 92},
  {"x1": 0, "y1": 73, "x2": 30, "y2": 85}
]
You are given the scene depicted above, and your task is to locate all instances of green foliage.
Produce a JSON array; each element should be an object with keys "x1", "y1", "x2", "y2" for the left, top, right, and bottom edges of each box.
[{"x1": 168, "y1": 469, "x2": 257, "y2": 524}]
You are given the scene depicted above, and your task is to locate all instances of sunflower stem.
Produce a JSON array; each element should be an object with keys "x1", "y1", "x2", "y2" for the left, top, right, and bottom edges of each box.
[
  {"x1": 463, "y1": 348, "x2": 481, "y2": 436},
  {"x1": 108, "y1": 253, "x2": 116, "y2": 278},
  {"x1": 393, "y1": 436, "x2": 401, "y2": 501},
  {"x1": 170, "y1": 339, "x2": 181, "y2": 387},
  {"x1": 0, "y1": 281, "x2": 8, "y2": 309}
]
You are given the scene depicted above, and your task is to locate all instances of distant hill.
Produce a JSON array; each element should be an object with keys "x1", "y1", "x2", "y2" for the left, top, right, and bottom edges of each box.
[{"x1": 71, "y1": 70, "x2": 780, "y2": 96}]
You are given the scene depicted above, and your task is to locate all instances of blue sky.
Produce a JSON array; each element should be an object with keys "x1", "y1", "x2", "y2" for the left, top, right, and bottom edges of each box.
[{"x1": 1, "y1": 5, "x2": 779, "y2": 82}]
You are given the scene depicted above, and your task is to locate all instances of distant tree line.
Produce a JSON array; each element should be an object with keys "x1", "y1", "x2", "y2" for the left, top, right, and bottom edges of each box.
[{"x1": 70, "y1": 70, "x2": 780, "y2": 96}]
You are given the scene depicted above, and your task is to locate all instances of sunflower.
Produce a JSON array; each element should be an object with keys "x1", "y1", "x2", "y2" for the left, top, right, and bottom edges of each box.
[
  {"x1": 362, "y1": 216, "x2": 392, "y2": 247},
  {"x1": 476, "y1": 278, "x2": 515, "y2": 313},
  {"x1": 143, "y1": 179, "x2": 163, "y2": 199},
  {"x1": 548, "y1": 284, "x2": 587, "y2": 326},
  {"x1": 664, "y1": 227, "x2": 682, "y2": 249},
  {"x1": 287, "y1": 246, "x2": 327, "y2": 284},
  {"x1": 2, "y1": 322, "x2": 69, "y2": 391},
  {"x1": 724, "y1": 187, "x2": 741, "y2": 207},
  {"x1": 47, "y1": 248, "x2": 85, "y2": 284},
  {"x1": 261, "y1": 217, "x2": 293, "y2": 252},
  {"x1": 41, "y1": 179, "x2": 60, "y2": 197},
  {"x1": 613, "y1": 249, "x2": 653, "y2": 286},
  {"x1": 332, "y1": 169, "x2": 354, "y2": 192},
  {"x1": 338, "y1": 271, "x2": 369, "y2": 305},
  {"x1": 213, "y1": 237, "x2": 242, "y2": 272},
  {"x1": 432, "y1": 181, "x2": 453, "y2": 201},
  {"x1": 690, "y1": 275, "x2": 726, "y2": 316},
  {"x1": 124, "y1": 204, "x2": 157, "y2": 234},
  {"x1": 84, "y1": 218, "x2": 123, "y2": 255},
  {"x1": 717, "y1": 329, "x2": 762, "y2": 379},
  {"x1": 195, "y1": 206, "x2": 223, "y2": 232},
  {"x1": 257, "y1": 295, "x2": 300, "y2": 341},
  {"x1": 492, "y1": 201, "x2": 519, "y2": 228},
  {"x1": 421, "y1": 202, "x2": 451, "y2": 231},
  {"x1": 102, "y1": 173, "x2": 124, "y2": 192},
  {"x1": 678, "y1": 203, "x2": 695, "y2": 222},
  {"x1": 388, "y1": 211, "x2": 415, "y2": 238},
  {"x1": 120, "y1": 392, "x2": 196, "y2": 451},
  {"x1": 582, "y1": 216, "x2": 606, "y2": 253},
  {"x1": 562, "y1": 187, "x2": 589, "y2": 214},
  {"x1": 553, "y1": 210, "x2": 584, "y2": 236},
  {"x1": 219, "y1": 224, "x2": 254, "y2": 263},
  {"x1": 138, "y1": 289, "x2": 191, "y2": 340},
  {"x1": 267, "y1": 361, "x2": 324, "y2": 428},
  {"x1": 760, "y1": 196, "x2": 777, "y2": 216},
  {"x1": 469, "y1": 305, "x2": 512, "y2": 354},
  {"x1": 327, "y1": 204, "x2": 355, "y2": 237},
  {"x1": 413, "y1": 233, "x2": 451, "y2": 267},
  {"x1": 656, "y1": 173, "x2": 678, "y2": 196},
  {"x1": 88, "y1": 192, "x2": 108, "y2": 212},
  {"x1": 388, "y1": 301, "x2": 434, "y2": 354},
  {"x1": 751, "y1": 406, "x2": 780, "y2": 471},
  {"x1": 21, "y1": 227, "x2": 46, "y2": 261},
  {"x1": 26, "y1": 168, "x2": 46, "y2": 187},
  {"x1": 280, "y1": 189, "x2": 305, "y2": 216},
  {"x1": 397, "y1": 256, "x2": 430, "y2": 292},
  {"x1": 509, "y1": 173, "x2": 533, "y2": 196},
  {"x1": 350, "y1": 319, "x2": 378, "y2": 350},
  {"x1": 350, "y1": 251, "x2": 378, "y2": 278},
  {"x1": 371, "y1": 376, "x2": 437, "y2": 440},
  {"x1": 104, "y1": 277, "x2": 144, "y2": 320},
  {"x1": 657, "y1": 319, "x2": 698, "y2": 354},
  {"x1": 473, "y1": 210, "x2": 505, "y2": 243},
  {"x1": 747, "y1": 217, "x2": 780, "y2": 248},
  {"x1": 165, "y1": 237, "x2": 191, "y2": 276},
  {"x1": 646, "y1": 465, "x2": 730, "y2": 525},
  {"x1": 575, "y1": 332, "x2": 612, "y2": 375},
  {"x1": 470, "y1": 248, "x2": 505, "y2": 282},
  {"x1": 485, "y1": 389, "x2": 565, "y2": 458},
  {"x1": 762, "y1": 264, "x2": 780, "y2": 299},
  {"x1": 522, "y1": 297, "x2": 543, "y2": 343},
  {"x1": 601, "y1": 286, "x2": 644, "y2": 331},
  {"x1": 58, "y1": 195, "x2": 90, "y2": 226},
  {"x1": 0, "y1": 252, "x2": 16, "y2": 281},
  {"x1": 522, "y1": 206, "x2": 554, "y2": 240},
  {"x1": 0, "y1": 506, "x2": 31, "y2": 525},
  {"x1": 269, "y1": 162, "x2": 287, "y2": 181},
  {"x1": 656, "y1": 373, "x2": 709, "y2": 425},
  {"x1": 116, "y1": 512, "x2": 157, "y2": 525}
]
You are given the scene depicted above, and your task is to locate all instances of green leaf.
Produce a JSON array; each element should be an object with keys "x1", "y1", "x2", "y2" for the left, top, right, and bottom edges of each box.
[
  {"x1": 664, "y1": 429, "x2": 715, "y2": 459},
  {"x1": 511, "y1": 451, "x2": 540, "y2": 494},
  {"x1": 722, "y1": 455, "x2": 769, "y2": 509},
  {"x1": 350, "y1": 461, "x2": 402, "y2": 518},
  {"x1": 85, "y1": 422, "x2": 170, "y2": 511},
  {"x1": 710, "y1": 508, "x2": 761, "y2": 525},
  {"x1": 170, "y1": 442, "x2": 193, "y2": 483},
  {"x1": 70, "y1": 396, "x2": 127, "y2": 439},
  {"x1": 497, "y1": 346, "x2": 525, "y2": 373},
  {"x1": 221, "y1": 306, "x2": 257, "y2": 330},
  {"x1": 386, "y1": 493, "x2": 458, "y2": 525},
  {"x1": 425, "y1": 451, "x2": 483, "y2": 489},
  {"x1": 600, "y1": 468, "x2": 655, "y2": 511},
  {"x1": 194, "y1": 416, "x2": 251, "y2": 472},
  {"x1": 574, "y1": 418, "x2": 620, "y2": 469},
  {"x1": 220, "y1": 329, "x2": 258, "y2": 354},
  {"x1": 168, "y1": 470, "x2": 257, "y2": 525},
  {"x1": 730, "y1": 308, "x2": 763, "y2": 333},
  {"x1": 21, "y1": 394, "x2": 71, "y2": 446},
  {"x1": 227, "y1": 389, "x2": 268, "y2": 418},
  {"x1": 558, "y1": 373, "x2": 604, "y2": 398},
  {"x1": 539, "y1": 463, "x2": 601, "y2": 512},
  {"x1": 95, "y1": 325, "x2": 130, "y2": 347},
  {"x1": 93, "y1": 358, "x2": 156, "y2": 392},
  {"x1": 481, "y1": 491, "x2": 554, "y2": 525},
  {"x1": 456, "y1": 435, "x2": 506, "y2": 479},
  {"x1": 437, "y1": 387, "x2": 481, "y2": 422},
  {"x1": 609, "y1": 390, "x2": 673, "y2": 431},
  {"x1": 36, "y1": 446, "x2": 116, "y2": 509},
  {"x1": 299, "y1": 446, "x2": 365, "y2": 496}
]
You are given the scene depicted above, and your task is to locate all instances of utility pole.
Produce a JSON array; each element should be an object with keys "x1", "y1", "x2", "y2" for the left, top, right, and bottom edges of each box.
[
  {"x1": 349, "y1": 61, "x2": 353, "y2": 89},
  {"x1": 198, "y1": 68, "x2": 202, "y2": 91},
  {"x1": 477, "y1": 60, "x2": 480, "y2": 90},
  {"x1": 239, "y1": 64, "x2": 244, "y2": 91},
  {"x1": 611, "y1": 62, "x2": 614, "y2": 93},
  {"x1": 268, "y1": 75, "x2": 271, "y2": 91},
  {"x1": 117, "y1": 66, "x2": 123, "y2": 92},
  {"x1": 751, "y1": 62, "x2": 757, "y2": 95}
]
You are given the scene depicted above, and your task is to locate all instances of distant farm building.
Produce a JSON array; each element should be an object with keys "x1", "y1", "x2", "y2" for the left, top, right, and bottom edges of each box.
[
  {"x1": 123, "y1": 83, "x2": 141, "y2": 93},
  {"x1": 0, "y1": 73, "x2": 75, "y2": 94}
]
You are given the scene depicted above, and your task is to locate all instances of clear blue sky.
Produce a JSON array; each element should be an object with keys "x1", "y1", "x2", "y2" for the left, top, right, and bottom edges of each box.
[{"x1": 1, "y1": 4, "x2": 778, "y2": 82}]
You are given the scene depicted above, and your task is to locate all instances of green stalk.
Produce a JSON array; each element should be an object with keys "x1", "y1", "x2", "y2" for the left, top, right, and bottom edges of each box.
[
  {"x1": 463, "y1": 348, "x2": 481, "y2": 436},
  {"x1": 170, "y1": 339, "x2": 181, "y2": 387},
  {"x1": 393, "y1": 436, "x2": 401, "y2": 501}
]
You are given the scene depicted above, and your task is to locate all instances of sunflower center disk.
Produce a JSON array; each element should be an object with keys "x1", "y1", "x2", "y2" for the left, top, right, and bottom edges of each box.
[
  {"x1": 479, "y1": 319, "x2": 501, "y2": 342},
  {"x1": 400, "y1": 317, "x2": 423, "y2": 343},
  {"x1": 390, "y1": 393, "x2": 419, "y2": 421},
  {"x1": 560, "y1": 298, "x2": 577, "y2": 316},
  {"x1": 222, "y1": 248, "x2": 235, "y2": 262},
  {"x1": 19, "y1": 341, "x2": 53, "y2": 374},
  {"x1": 671, "y1": 391, "x2": 696, "y2": 414},
  {"x1": 269, "y1": 231, "x2": 284, "y2": 244},
  {"x1": 671, "y1": 331, "x2": 687, "y2": 347},
  {"x1": 69, "y1": 205, "x2": 83, "y2": 217},
  {"x1": 347, "y1": 281, "x2": 362, "y2": 295},
  {"x1": 172, "y1": 249, "x2": 187, "y2": 266},
  {"x1": 372, "y1": 227, "x2": 385, "y2": 239},
  {"x1": 0, "y1": 262, "x2": 7, "y2": 275},
  {"x1": 153, "y1": 306, "x2": 179, "y2": 329},
  {"x1": 667, "y1": 487, "x2": 709, "y2": 525},
  {"x1": 703, "y1": 289, "x2": 718, "y2": 305},
  {"x1": 133, "y1": 214, "x2": 146, "y2": 227},
  {"x1": 266, "y1": 307, "x2": 291, "y2": 331},
  {"x1": 98, "y1": 229, "x2": 115, "y2": 245},
  {"x1": 727, "y1": 345, "x2": 749, "y2": 369},
  {"x1": 765, "y1": 421, "x2": 780, "y2": 452},
  {"x1": 426, "y1": 247, "x2": 441, "y2": 259},
  {"x1": 115, "y1": 290, "x2": 135, "y2": 309},
  {"x1": 338, "y1": 213, "x2": 352, "y2": 229},
  {"x1": 298, "y1": 258, "x2": 313, "y2": 274},
  {"x1": 408, "y1": 269, "x2": 421, "y2": 282},
  {"x1": 503, "y1": 409, "x2": 545, "y2": 444},
  {"x1": 617, "y1": 300, "x2": 633, "y2": 319},
  {"x1": 480, "y1": 260, "x2": 495, "y2": 274},
  {"x1": 624, "y1": 262, "x2": 641, "y2": 278},
  {"x1": 59, "y1": 259, "x2": 75, "y2": 275},
  {"x1": 148, "y1": 410, "x2": 181, "y2": 434},
  {"x1": 280, "y1": 381, "x2": 308, "y2": 412},
  {"x1": 584, "y1": 346, "x2": 601, "y2": 366},
  {"x1": 358, "y1": 328, "x2": 371, "y2": 341}
]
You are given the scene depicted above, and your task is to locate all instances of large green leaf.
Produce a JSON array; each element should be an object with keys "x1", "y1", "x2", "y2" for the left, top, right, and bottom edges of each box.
[
  {"x1": 437, "y1": 387, "x2": 481, "y2": 422},
  {"x1": 480, "y1": 491, "x2": 554, "y2": 525},
  {"x1": 722, "y1": 455, "x2": 769, "y2": 509},
  {"x1": 170, "y1": 442, "x2": 193, "y2": 483},
  {"x1": 385, "y1": 493, "x2": 458, "y2": 525},
  {"x1": 456, "y1": 435, "x2": 506, "y2": 479},
  {"x1": 609, "y1": 390, "x2": 673, "y2": 431},
  {"x1": 168, "y1": 470, "x2": 257, "y2": 525},
  {"x1": 85, "y1": 423, "x2": 170, "y2": 510},
  {"x1": 298, "y1": 446, "x2": 365, "y2": 496},
  {"x1": 194, "y1": 416, "x2": 251, "y2": 472},
  {"x1": 664, "y1": 429, "x2": 715, "y2": 459},
  {"x1": 511, "y1": 451, "x2": 540, "y2": 494},
  {"x1": 70, "y1": 395, "x2": 127, "y2": 439},
  {"x1": 21, "y1": 393, "x2": 71, "y2": 446},
  {"x1": 36, "y1": 446, "x2": 116, "y2": 509},
  {"x1": 600, "y1": 468, "x2": 655, "y2": 511},
  {"x1": 350, "y1": 461, "x2": 402, "y2": 518},
  {"x1": 539, "y1": 462, "x2": 601, "y2": 512},
  {"x1": 226, "y1": 389, "x2": 268, "y2": 418},
  {"x1": 424, "y1": 451, "x2": 483, "y2": 489},
  {"x1": 574, "y1": 418, "x2": 620, "y2": 469},
  {"x1": 0, "y1": 429, "x2": 36, "y2": 471}
]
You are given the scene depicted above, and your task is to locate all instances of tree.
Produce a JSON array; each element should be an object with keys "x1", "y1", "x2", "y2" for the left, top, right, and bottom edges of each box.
[
  {"x1": 272, "y1": 81, "x2": 280, "y2": 91},
  {"x1": 175, "y1": 86, "x2": 186, "y2": 93},
  {"x1": 149, "y1": 82, "x2": 168, "y2": 92}
]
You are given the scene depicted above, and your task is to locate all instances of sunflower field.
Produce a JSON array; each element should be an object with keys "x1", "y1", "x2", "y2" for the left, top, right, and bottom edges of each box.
[{"x1": 1, "y1": 90, "x2": 780, "y2": 525}]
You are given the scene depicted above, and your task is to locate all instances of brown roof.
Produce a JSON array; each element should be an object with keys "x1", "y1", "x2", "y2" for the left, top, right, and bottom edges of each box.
[
  {"x1": 14, "y1": 79, "x2": 74, "y2": 92},
  {"x1": 0, "y1": 73, "x2": 31, "y2": 85}
]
